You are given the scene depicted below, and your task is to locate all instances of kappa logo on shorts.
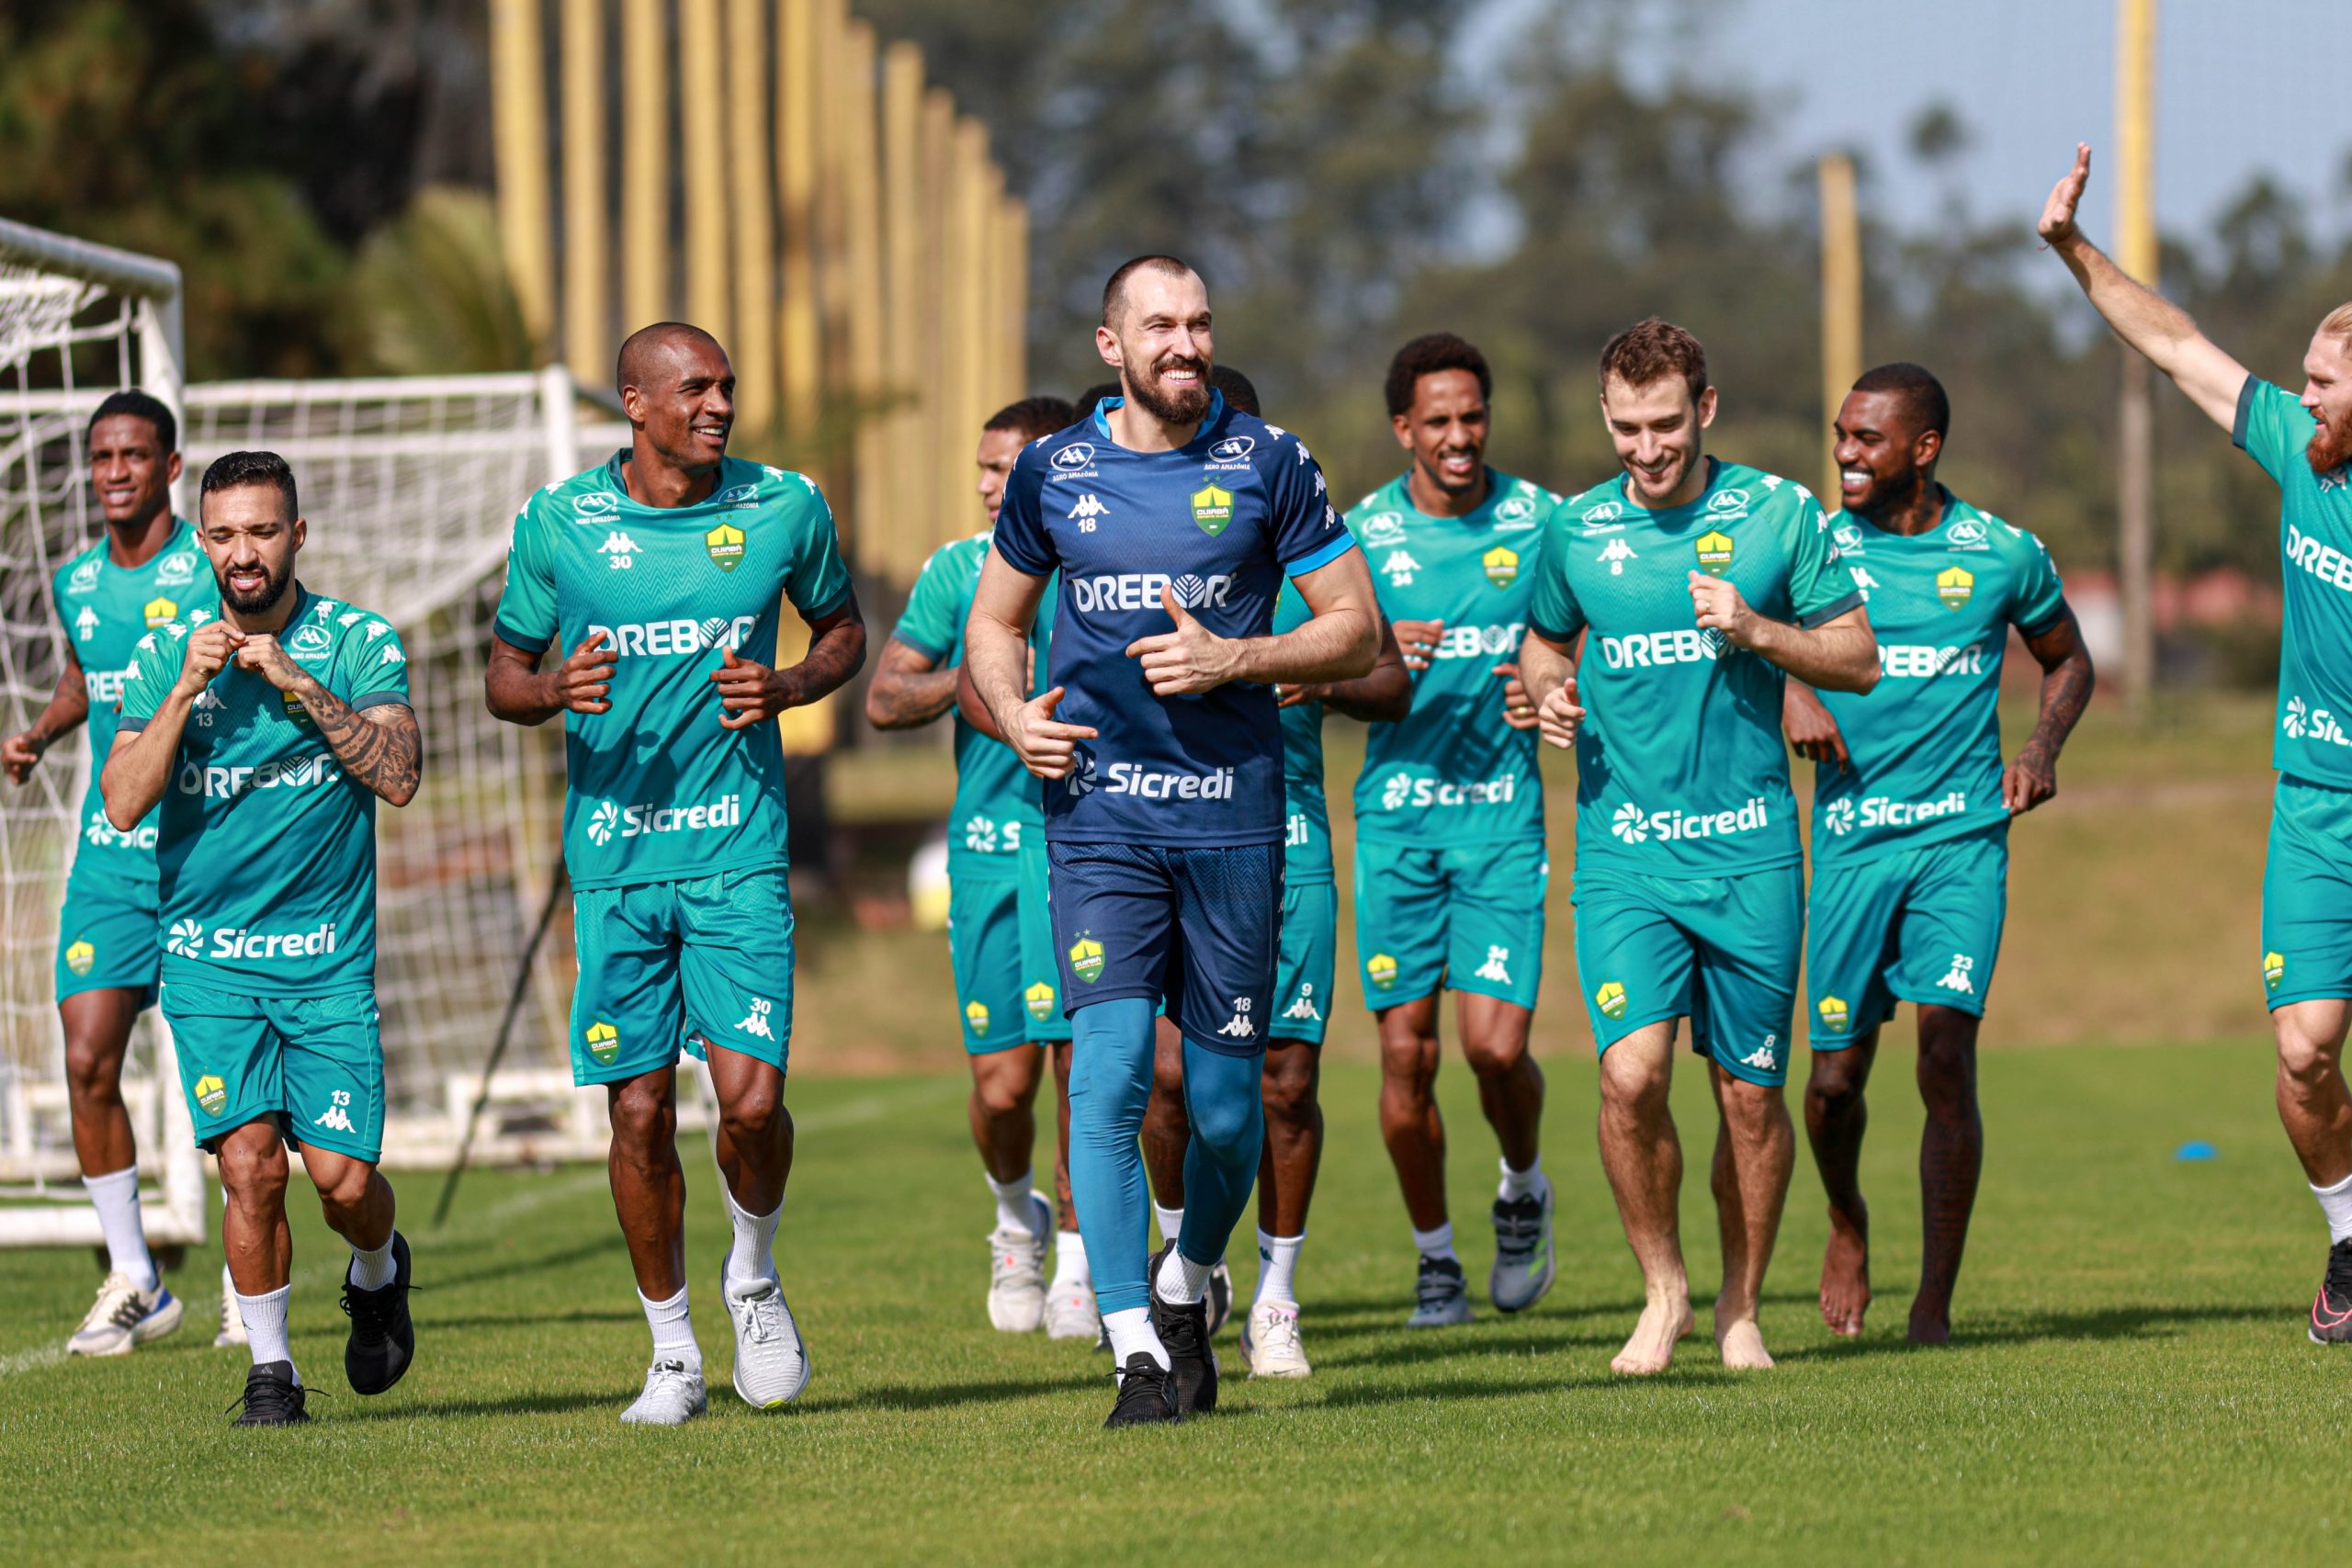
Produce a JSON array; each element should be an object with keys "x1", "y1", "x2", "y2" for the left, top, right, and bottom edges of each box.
[
  {"x1": 1474, "y1": 946, "x2": 1512, "y2": 985},
  {"x1": 1936, "y1": 953, "x2": 1977, "y2": 996},
  {"x1": 1738, "y1": 1035, "x2": 1780, "y2": 1072},
  {"x1": 965, "y1": 999, "x2": 990, "y2": 1038},
  {"x1": 193, "y1": 1075, "x2": 229, "y2": 1117},
  {"x1": 1816, "y1": 995, "x2": 1850, "y2": 1033},
  {"x1": 1364, "y1": 953, "x2": 1398, "y2": 990},
  {"x1": 1595, "y1": 980, "x2": 1628, "y2": 1021},
  {"x1": 1282, "y1": 984, "x2": 1321, "y2": 1022},
  {"x1": 64, "y1": 941, "x2": 95, "y2": 976},
  {"x1": 583, "y1": 1020, "x2": 621, "y2": 1066},
  {"x1": 1216, "y1": 997, "x2": 1256, "y2": 1040},
  {"x1": 1024, "y1": 981, "x2": 1057, "y2": 1021},
  {"x1": 736, "y1": 997, "x2": 777, "y2": 1041},
  {"x1": 313, "y1": 1089, "x2": 356, "y2": 1134},
  {"x1": 1068, "y1": 935, "x2": 1106, "y2": 984},
  {"x1": 2265, "y1": 951, "x2": 2286, "y2": 992}
]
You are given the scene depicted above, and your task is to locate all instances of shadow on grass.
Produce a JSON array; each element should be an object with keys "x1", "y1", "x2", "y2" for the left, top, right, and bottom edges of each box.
[
  {"x1": 795, "y1": 1371, "x2": 1106, "y2": 1414},
  {"x1": 333, "y1": 1388, "x2": 627, "y2": 1421},
  {"x1": 1773, "y1": 1297, "x2": 2293, "y2": 1360}
]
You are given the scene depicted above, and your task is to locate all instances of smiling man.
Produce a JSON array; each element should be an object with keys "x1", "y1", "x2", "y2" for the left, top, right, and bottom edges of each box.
[
  {"x1": 966, "y1": 255, "x2": 1378, "y2": 1426},
  {"x1": 2041, "y1": 145, "x2": 2352, "y2": 1344},
  {"x1": 1517, "y1": 317, "x2": 1878, "y2": 1376},
  {"x1": 487, "y1": 321, "x2": 865, "y2": 1424},
  {"x1": 103, "y1": 449, "x2": 423, "y2": 1426},
  {"x1": 6, "y1": 391, "x2": 223, "y2": 1358},
  {"x1": 1781, "y1": 363, "x2": 2094, "y2": 1346}
]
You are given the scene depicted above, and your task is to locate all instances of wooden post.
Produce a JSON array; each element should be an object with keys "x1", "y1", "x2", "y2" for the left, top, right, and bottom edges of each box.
[
  {"x1": 679, "y1": 0, "x2": 729, "y2": 344},
  {"x1": 922, "y1": 92, "x2": 958, "y2": 563},
  {"x1": 1817, "y1": 153, "x2": 1861, "y2": 509},
  {"x1": 491, "y1": 0, "x2": 556, "y2": 351},
  {"x1": 999, "y1": 195, "x2": 1029, "y2": 407},
  {"x1": 777, "y1": 0, "x2": 820, "y2": 435},
  {"x1": 880, "y1": 44, "x2": 925, "y2": 581},
  {"x1": 2116, "y1": 0, "x2": 2159, "y2": 709},
  {"x1": 839, "y1": 21, "x2": 887, "y2": 574},
  {"x1": 560, "y1": 0, "x2": 608, "y2": 380},
  {"x1": 619, "y1": 0, "x2": 668, "y2": 337},
  {"x1": 726, "y1": 0, "x2": 775, "y2": 432}
]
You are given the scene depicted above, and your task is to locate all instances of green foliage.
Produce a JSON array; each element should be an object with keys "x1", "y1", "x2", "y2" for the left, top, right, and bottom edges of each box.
[{"x1": 350, "y1": 186, "x2": 537, "y2": 376}]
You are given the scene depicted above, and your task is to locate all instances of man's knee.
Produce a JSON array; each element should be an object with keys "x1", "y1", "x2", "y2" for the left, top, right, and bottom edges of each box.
[
  {"x1": 971, "y1": 1059, "x2": 1037, "y2": 1121},
  {"x1": 1461, "y1": 1031, "x2": 1530, "y2": 1079},
  {"x1": 2277, "y1": 1020, "x2": 2347, "y2": 1090},
  {"x1": 719, "y1": 1077, "x2": 786, "y2": 1145},
  {"x1": 62, "y1": 1033, "x2": 127, "y2": 1102},
  {"x1": 1806, "y1": 1049, "x2": 1869, "y2": 1113},
  {"x1": 1914, "y1": 1010, "x2": 1980, "y2": 1112},
  {"x1": 1716, "y1": 1072, "x2": 1787, "y2": 1135},
  {"x1": 1261, "y1": 1050, "x2": 1318, "y2": 1126},
  {"x1": 1600, "y1": 1043, "x2": 1671, "y2": 1120},
  {"x1": 218, "y1": 1129, "x2": 288, "y2": 1201},
  {"x1": 311, "y1": 1159, "x2": 377, "y2": 1222},
  {"x1": 607, "y1": 1077, "x2": 677, "y2": 1153}
]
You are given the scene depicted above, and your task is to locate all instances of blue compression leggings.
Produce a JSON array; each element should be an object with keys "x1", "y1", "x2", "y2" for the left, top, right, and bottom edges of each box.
[{"x1": 1068, "y1": 999, "x2": 1265, "y2": 1315}]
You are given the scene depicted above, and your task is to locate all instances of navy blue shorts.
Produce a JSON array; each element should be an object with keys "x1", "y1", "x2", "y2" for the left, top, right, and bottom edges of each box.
[{"x1": 1046, "y1": 840, "x2": 1282, "y2": 1057}]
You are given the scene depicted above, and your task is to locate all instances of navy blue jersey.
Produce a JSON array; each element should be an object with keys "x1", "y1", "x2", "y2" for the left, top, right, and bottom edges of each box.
[{"x1": 990, "y1": 390, "x2": 1357, "y2": 849}]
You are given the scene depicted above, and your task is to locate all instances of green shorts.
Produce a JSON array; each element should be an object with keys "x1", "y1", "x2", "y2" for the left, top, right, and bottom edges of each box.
[
  {"x1": 950, "y1": 873, "x2": 1025, "y2": 1054},
  {"x1": 2263, "y1": 775, "x2": 2352, "y2": 1009},
  {"x1": 55, "y1": 864, "x2": 161, "y2": 1006},
  {"x1": 1807, "y1": 827, "x2": 2007, "y2": 1043},
  {"x1": 1353, "y1": 838, "x2": 1546, "y2": 1010},
  {"x1": 569, "y1": 866, "x2": 794, "y2": 1085},
  {"x1": 1271, "y1": 880, "x2": 1337, "y2": 1046},
  {"x1": 161, "y1": 982, "x2": 384, "y2": 1162},
  {"x1": 1573, "y1": 863, "x2": 1803, "y2": 1088},
  {"x1": 1018, "y1": 834, "x2": 1070, "y2": 1043}
]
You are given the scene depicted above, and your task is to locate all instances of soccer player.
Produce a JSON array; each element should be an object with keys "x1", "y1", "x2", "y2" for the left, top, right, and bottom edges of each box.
[
  {"x1": 6, "y1": 391, "x2": 223, "y2": 1356},
  {"x1": 1781, "y1": 365, "x2": 2094, "y2": 1344},
  {"x1": 865, "y1": 393, "x2": 1081, "y2": 1335},
  {"x1": 1519, "y1": 318, "x2": 1879, "y2": 1374},
  {"x1": 2039, "y1": 144, "x2": 2352, "y2": 1342},
  {"x1": 1134, "y1": 364, "x2": 1413, "y2": 1375},
  {"x1": 967, "y1": 256, "x2": 1378, "y2": 1425},
  {"x1": 1350, "y1": 333, "x2": 1563, "y2": 1326},
  {"x1": 486, "y1": 322, "x2": 865, "y2": 1423},
  {"x1": 102, "y1": 449, "x2": 422, "y2": 1425}
]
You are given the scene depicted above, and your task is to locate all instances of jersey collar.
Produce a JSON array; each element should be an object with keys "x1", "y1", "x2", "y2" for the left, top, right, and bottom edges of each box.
[{"x1": 1088, "y1": 388, "x2": 1228, "y2": 451}]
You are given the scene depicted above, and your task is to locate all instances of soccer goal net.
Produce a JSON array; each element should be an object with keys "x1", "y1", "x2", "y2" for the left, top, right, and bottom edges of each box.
[{"x1": 0, "y1": 218, "x2": 206, "y2": 1244}]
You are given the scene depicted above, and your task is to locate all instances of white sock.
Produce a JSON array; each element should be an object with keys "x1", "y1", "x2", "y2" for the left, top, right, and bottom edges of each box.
[
  {"x1": 987, "y1": 1169, "x2": 1040, "y2": 1235},
  {"x1": 1051, "y1": 1229, "x2": 1090, "y2": 1288},
  {"x1": 1154, "y1": 1202, "x2": 1184, "y2": 1246},
  {"x1": 2314, "y1": 1170, "x2": 2352, "y2": 1244},
  {"x1": 84, "y1": 1165, "x2": 157, "y2": 1292},
  {"x1": 1498, "y1": 1156, "x2": 1550, "y2": 1205},
  {"x1": 639, "y1": 1284, "x2": 701, "y2": 1371},
  {"x1": 348, "y1": 1234, "x2": 397, "y2": 1292},
  {"x1": 1413, "y1": 1222, "x2": 1458, "y2": 1263},
  {"x1": 723, "y1": 1187, "x2": 782, "y2": 1290},
  {"x1": 1102, "y1": 1305, "x2": 1169, "y2": 1370},
  {"x1": 1154, "y1": 1246, "x2": 1213, "y2": 1305},
  {"x1": 1255, "y1": 1228, "x2": 1304, "y2": 1306},
  {"x1": 236, "y1": 1284, "x2": 294, "y2": 1376}
]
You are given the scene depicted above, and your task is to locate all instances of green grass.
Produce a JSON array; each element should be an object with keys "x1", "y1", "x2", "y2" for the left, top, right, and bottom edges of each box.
[{"x1": 4, "y1": 1042, "x2": 2345, "y2": 1566}]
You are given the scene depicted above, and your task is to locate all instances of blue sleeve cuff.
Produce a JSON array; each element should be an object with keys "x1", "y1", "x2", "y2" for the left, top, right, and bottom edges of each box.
[
  {"x1": 1283, "y1": 535, "x2": 1357, "y2": 579},
  {"x1": 2232, "y1": 373, "x2": 2258, "y2": 452},
  {"x1": 992, "y1": 536, "x2": 1053, "y2": 579},
  {"x1": 890, "y1": 626, "x2": 950, "y2": 663},
  {"x1": 1798, "y1": 590, "x2": 1866, "y2": 631},
  {"x1": 117, "y1": 715, "x2": 149, "y2": 734},
  {"x1": 1527, "y1": 620, "x2": 1582, "y2": 647},
  {"x1": 493, "y1": 618, "x2": 550, "y2": 656},
  {"x1": 797, "y1": 584, "x2": 854, "y2": 623},
  {"x1": 350, "y1": 692, "x2": 410, "y2": 713}
]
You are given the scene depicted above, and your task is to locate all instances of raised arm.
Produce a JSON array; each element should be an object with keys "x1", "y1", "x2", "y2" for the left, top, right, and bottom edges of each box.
[
  {"x1": 2003, "y1": 604, "x2": 2097, "y2": 814},
  {"x1": 1699, "y1": 586, "x2": 1878, "y2": 694},
  {"x1": 231, "y1": 633, "x2": 421, "y2": 806},
  {"x1": 103, "y1": 622, "x2": 239, "y2": 829},
  {"x1": 3, "y1": 642, "x2": 89, "y2": 784},
  {"x1": 2040, "y1": 142, "x2": 2249, "y2": 431}
]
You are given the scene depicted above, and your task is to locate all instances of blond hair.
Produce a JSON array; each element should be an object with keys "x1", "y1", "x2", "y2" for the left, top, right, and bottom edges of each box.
[{"x1": 2322, "y1": 303, "x2": 2352, "y2": 345}]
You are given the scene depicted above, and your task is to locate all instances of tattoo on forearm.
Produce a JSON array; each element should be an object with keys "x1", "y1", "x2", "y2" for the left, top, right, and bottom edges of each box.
[
  {"x1": 867, "y1": 665, "x2": 959, "y2": 728},
  {"x1": 786, "y1": 618, "x2": 866, "y2": 709},
  {"x1": 2027, "y1": 655, "x2": 2095, "y2": 757},
  {"x1": 307, "y1": 687, "x2": 422, "y2": 801}
]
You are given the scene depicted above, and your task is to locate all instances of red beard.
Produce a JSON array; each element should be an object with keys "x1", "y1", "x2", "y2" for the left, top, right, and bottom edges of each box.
[{"x1": 2309, "y1": 412, "x2": 2352, "y2": 476}]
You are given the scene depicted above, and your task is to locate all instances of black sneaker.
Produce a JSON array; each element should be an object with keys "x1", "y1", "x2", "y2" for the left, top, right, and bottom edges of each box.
[
  {"x1": 226, "y1": 1360, "x2": 311, "y2": 1427},
  {"x1": 1148, "y1": 1242, "x2": 1218, "y2": 1415},
  {"x1": 1408, "y1": 1254, "x2": 1474, "y2": 1327},
  {"x1": 341, "y1": 1231, "x2": 415, "y2": 1395},
  {"x1": 1103, "y1": 1352, "x2": 1180, "y2": 1428},
  {"x1": 2312, "y1": 1238, "x2": 2352, "y2": 1344},
  {"x1": 1205, "y1": 1259, "x2": 1235, "y2": 1337}
]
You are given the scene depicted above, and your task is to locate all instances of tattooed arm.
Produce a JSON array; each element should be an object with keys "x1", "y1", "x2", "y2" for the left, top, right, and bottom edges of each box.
[
  {"x1": 863, "y1": 637, "x2": 959, "y2": 730},
  {"x1": 234, "y1": 633, "x2": 422, "y2": 807},
  {"x1": 2003, "y1": 604, "x2": 2096, "y2": 815}
]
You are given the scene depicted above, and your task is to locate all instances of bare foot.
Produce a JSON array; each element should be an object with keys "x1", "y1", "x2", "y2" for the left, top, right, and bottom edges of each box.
[
  {"x1": 1610, "y1": 1296, "x2": 1695, "y2": 1375},
  {"x1": 1906, "y1": 1302, "x2": 1951, "y2": 1346},
  {"x1": 1819, "y1": 1214, "x2": 1871, "y2": 1337},
  {"x1": 1714, "y1": 1314, "x2": 1776, "y2": 1371}
]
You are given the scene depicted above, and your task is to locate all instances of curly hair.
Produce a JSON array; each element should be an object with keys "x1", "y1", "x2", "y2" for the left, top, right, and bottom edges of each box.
[{"x1": 1384, "y1": 333, "x2": 1491, "y2": 419}]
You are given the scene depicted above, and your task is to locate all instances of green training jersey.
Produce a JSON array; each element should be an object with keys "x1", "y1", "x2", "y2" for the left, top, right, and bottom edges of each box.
[
  {"x1": 1351, "y1": 470, "x2": 1555, "y2": 846},
  {"x1": 494, "y1": 453, "x2": 853, "y2": 893},
  {"x1": 1271, "y1": 581, "x2": 1332, "y2": 885},
  {"x1": 1529, "y1": 458, "x2": 1859, "y2": 879},
  {"x1": 2235, "y1": 378, "x2": 2352, "y2": 789},
  {"x1": 1809, "y1": 493, "x2": 2066, "y2": 866},
  {"x1": 891, "y1": 531, "x2": 1039, "y2": 877},
  {"x1": 119, "y1": 586, "x2": 408, "y2": 997},
  {"x1": 51, "y1": 519, "x2": 217, "y2": 888}
]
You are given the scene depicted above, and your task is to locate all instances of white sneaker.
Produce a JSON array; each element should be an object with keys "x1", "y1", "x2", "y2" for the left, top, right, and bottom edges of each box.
[
  {"x1": 68, "y1": 1271, "x2": 182, "y2": 1357},
  {"x1": 724, "y1": 1268, "x2": 809, "y2": 1408},
  {"x1": 1044, "y1": 1277, "x2": 1102, "y2": 1341},
  {"x1": 619, "y1": 1358, "x2": 707, "y2": 1426},
  {"x1": 214, "y1": 1265, "x2": 246, "y2": 1348},
  {"x1": 1240, "y1": 1299, "x2": 1311, "y2": 1378},
  {"x1": 986, "y1": 1193, "x2": 1051, "y2": 1332}
]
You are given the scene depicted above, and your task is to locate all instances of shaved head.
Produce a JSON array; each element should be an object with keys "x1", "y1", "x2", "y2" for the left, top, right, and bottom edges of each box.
[{"x1": 616, "y1": 321, "x2": 725, "y2": 394}]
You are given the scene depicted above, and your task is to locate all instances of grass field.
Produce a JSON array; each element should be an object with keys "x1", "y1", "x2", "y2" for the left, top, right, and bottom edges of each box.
[{"x1": 4, "y1": 1040, "x2": 2341, "y2": 1566}]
